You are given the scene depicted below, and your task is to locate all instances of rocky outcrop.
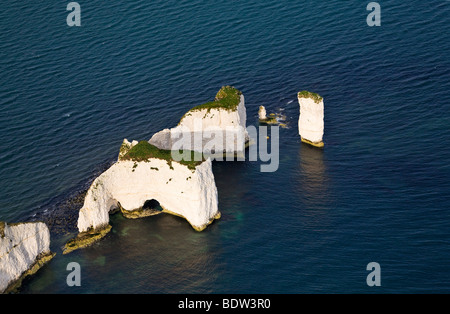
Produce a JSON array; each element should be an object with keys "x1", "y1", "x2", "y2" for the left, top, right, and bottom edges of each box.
[
  {"x1": 118, "y1": 139, "x2": 139, "y2": 160},
  {"x1": 0, "y1": 221, "x2": 55, "y2": 293},
  {"x1": 64, "y1": 140, "x2": 219, "y2": 254},
  {"x1": 298, "y1": 91, "x2": 324, "y2": 147},
  {"x1": 258, "y1": 106, "x2": 267, "y2": 120},
  {"x1": 150, "y1": 86, "x2": 249, "y2": 156},
  {"x1": 258, "y1": 106, "x2": 287, "y2": 128}
]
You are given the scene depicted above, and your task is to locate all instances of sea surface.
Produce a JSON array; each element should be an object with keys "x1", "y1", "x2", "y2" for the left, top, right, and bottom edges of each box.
[{"x1": 0, "y1": 0, "x2": 449, "y2": 293}]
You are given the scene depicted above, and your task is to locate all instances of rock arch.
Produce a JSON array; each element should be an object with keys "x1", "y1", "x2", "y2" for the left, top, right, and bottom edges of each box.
[{"x1": 77, "y1": 157, "x2": 219, "y2": 232}]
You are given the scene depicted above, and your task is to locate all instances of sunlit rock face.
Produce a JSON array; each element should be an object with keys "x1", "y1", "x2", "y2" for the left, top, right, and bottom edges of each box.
[{"x1": 298, "y1": 91, "x2": 324, "y2": 147}]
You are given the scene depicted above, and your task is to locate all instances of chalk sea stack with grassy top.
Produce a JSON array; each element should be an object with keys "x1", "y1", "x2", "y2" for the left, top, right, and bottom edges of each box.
[
  {"x1": 297, "y1": 91, "x2": 324, "y2": 148},
  {"x1": 63, "y1": 139, "x2": 219, "y2": 254},
  {"x1": 150, "y1": 86, "x2": 249, "y2": 156}
]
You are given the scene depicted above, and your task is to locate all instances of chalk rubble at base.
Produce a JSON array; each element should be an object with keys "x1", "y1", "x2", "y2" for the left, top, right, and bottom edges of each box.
[
  {"x1": 0, "y1": 221, "x2": 55, "y2": 293},
  {"x1": 298, "y1": 91, "x2": 324, "y2": 147}
]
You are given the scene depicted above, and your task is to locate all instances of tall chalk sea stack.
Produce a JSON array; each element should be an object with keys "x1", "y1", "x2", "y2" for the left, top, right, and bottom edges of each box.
[
  {"x1": 297, "y1": 91, "x2": 324, "y2": 147},
  {"x1": 0, "y1": 221, "x2": 55, "y2": 293}
]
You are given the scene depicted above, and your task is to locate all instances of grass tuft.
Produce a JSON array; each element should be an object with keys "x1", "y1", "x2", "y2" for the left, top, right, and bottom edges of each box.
[{"x1": 121, "y1": 141, "x2": 204, "y2": 170}]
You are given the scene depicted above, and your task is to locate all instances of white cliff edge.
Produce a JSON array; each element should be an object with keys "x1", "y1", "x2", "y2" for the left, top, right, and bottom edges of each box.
[
  {"x1": 298, "y1": 91, "x2": 324, "y2": 147},
  {"x1": 258, "y1": 105, "x2": 285, "y2": 126},
  {"x1": 65, "y1": 140, "x2": 220, "y2": 254},
  {"x1": 0, "y1": 221, "x2": 54, "y2": 293},
  {"x1": 149, "y1": 86, "x2": 249, "y2": 156}
]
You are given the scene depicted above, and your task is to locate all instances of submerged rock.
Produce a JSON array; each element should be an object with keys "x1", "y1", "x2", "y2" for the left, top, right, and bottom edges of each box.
[
  {"x1": 297, "y1": 91, "x2": 324, "y2": 147},
  {"x1": 0, "y1": 221, "x2": 55, "y2": 293}
]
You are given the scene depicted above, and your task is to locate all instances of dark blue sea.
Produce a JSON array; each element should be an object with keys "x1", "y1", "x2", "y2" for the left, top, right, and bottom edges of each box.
[{"x1": 0, "y1": 0, "x2": 449, "y2": 293}]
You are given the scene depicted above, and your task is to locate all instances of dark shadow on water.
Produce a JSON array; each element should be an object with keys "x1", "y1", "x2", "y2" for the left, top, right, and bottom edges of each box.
[
  {"x1": 211, "y1": 158, "x2": 257, "y2": 229},
  {"x1": 297, "y1": 143, "x2": 330, "y2": 206}
]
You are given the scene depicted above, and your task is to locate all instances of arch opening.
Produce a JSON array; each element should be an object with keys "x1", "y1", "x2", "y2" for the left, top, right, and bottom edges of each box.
[{"x1": 142, "y1": 199, "x2": 163, "y2": 212}]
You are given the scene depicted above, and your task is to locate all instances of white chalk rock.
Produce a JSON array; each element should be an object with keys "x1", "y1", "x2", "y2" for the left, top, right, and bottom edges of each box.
[
  {"x1": 0, "y1": 221, "x2": 53, "y2": 293},
  {"x1": 298, "y1": 91, "x2": 324, "y2": 146},
  {"x1": 149, "y1": 86, "x2": 248, "y2": 155},
  {"x1": 77, "y1": 144, "x2": 219, "y2": 233},
  {"x1": 258, "y1": 106, "x2": 267, "y2": 120}
]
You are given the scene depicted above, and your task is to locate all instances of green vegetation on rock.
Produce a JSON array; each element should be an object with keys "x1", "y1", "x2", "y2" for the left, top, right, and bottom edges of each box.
[
  {"x1": 120, "y1": 141, "x2": 204, "y2": 170},
  {"x1": 297, "y1": 90, "x2": 323, "y2": 104},
  {"x1": 0, "y1": 221, "x2": 5, "y2": 237}
]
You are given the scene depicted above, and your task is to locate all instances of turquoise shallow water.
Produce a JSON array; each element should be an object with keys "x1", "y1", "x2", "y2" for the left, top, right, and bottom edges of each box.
[{"x1": 1, "y1": 1, "x2": 449, "y2": 293}]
